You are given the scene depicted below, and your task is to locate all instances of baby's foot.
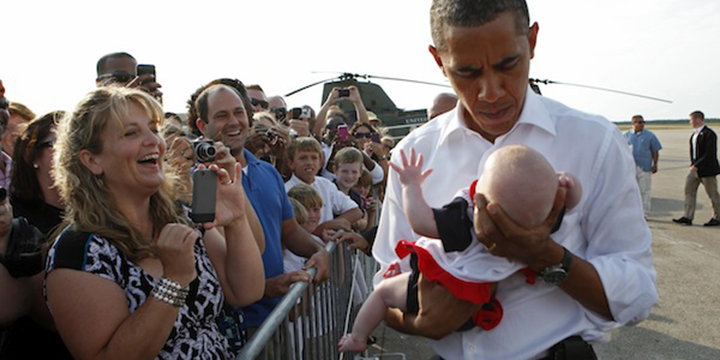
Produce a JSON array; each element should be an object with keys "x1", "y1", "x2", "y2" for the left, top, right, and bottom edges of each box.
[{"x1": 338, "y1": 333, "x2": 367, "y2": 352}]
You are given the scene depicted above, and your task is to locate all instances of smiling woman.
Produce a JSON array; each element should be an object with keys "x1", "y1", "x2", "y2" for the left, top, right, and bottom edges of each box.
[{"x1": 45, "y1": 86, "x2": 264, "y2": 359}]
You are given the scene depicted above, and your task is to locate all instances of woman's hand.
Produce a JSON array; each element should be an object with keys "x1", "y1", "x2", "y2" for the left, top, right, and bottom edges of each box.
[
  {"x1": 197, "y1": 163, "x2": 246, "y2": 230},
  {"x1": 156, "y1": 224, "x2": 198, "y2": 287}
]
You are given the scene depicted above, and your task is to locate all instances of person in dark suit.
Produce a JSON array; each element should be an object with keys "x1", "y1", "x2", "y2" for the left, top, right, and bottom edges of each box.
[{"x1": 673, "y1": 110, "x2": 720, "y2": 226}]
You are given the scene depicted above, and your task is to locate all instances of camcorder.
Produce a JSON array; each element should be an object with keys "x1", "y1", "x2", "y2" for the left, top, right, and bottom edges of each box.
[
  {"x1": 0, "y1": 188, "x2": 46, "y2": 278},
  {"x1": 192, "y1": 140, "x2": 217, "y2": 163},
  {"x1": 338, "y1": 89, "x2": 350, "y2": 98}
]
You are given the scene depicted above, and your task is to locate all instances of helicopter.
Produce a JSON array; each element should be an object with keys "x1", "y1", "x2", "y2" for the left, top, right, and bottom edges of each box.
[{"x1": 284, "y1": 72, "x2": 672, "y2": 140}]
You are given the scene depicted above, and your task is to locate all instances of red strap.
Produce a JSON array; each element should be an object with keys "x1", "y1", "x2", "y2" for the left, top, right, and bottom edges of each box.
[{"x1": 468, "y1": 179, "x2": 479, "y2": 203}]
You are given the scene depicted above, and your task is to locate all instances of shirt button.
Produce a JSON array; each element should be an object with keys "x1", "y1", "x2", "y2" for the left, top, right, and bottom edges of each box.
[{"x1": 468, "y1": 344, "x2": 477, "y2": 353}]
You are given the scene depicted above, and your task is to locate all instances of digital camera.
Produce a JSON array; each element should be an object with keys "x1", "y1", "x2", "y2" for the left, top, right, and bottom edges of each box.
[{"x1": 192, "y1": 140, "x2": 217, "y2": 163}]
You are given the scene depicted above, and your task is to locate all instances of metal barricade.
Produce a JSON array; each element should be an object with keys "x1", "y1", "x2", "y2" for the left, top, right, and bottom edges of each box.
[{"x1": 236, "y1": 241, "x2": 373, "y2": 360}]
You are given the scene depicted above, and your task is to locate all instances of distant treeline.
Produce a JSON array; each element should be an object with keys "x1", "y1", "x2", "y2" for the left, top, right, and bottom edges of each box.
[{"x1": 614, "y1": 118, "x2": 719, "y2": 125}]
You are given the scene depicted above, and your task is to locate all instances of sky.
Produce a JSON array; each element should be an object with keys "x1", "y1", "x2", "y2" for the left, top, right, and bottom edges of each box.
[{"x1": 2, "y1": 0, "x2": 719, "y2": 123}]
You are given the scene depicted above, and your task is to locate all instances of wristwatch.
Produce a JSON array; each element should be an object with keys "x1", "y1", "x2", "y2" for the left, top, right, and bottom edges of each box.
[{"x1": 539, "y1": 246, "x2": 573, "y2": 285}]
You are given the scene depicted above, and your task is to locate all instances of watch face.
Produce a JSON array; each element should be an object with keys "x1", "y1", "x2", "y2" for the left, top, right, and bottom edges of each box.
[{"x1": 542, "y1": 269, "x2": 568, "y2": 285}]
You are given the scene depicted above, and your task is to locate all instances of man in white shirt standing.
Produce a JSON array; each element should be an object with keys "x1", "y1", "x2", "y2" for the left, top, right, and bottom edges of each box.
[{"x1": 373, "y1": 1, "x2": 658, "y2": 359}]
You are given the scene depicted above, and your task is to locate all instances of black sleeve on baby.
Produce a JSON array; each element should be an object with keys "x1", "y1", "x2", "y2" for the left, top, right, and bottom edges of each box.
[{"x1": 432, "y1": 197, "x2": 474, "y2": 253}]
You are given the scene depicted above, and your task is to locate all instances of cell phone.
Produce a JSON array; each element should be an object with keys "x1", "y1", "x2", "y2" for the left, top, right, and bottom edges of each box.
[
  {"x1": 136, "y1": 64, "x2": 156, "y2": 80},
  {"x1": 371, "y1": 133, "x2": 381, "y2": 143},
  {"x1": 337, "y1": 124, "x2": 349, "y2": 142},
  {"x1": 291, "y1": 107, "x2": 303, "y2": 119},
  {"x1": 338, "y1": 89, "x2": 350, "y2": 98},
  {"x1": 190, "y1": 170, "x2": 217, "y2": 223}
]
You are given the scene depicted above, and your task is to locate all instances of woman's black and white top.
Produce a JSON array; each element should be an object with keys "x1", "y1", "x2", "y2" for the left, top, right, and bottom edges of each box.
[{"x1": 46, "y1": 230, "x2": 232, "y2": 360}]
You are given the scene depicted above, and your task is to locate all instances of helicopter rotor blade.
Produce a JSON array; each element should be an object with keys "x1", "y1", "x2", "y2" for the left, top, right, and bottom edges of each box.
[
  {"x1": 284, "y1": 76, "x2": 340, "y2": 97},
  {"x1": 530, "y1": 78, "x2": 672, "y2": 104},
  {"x1": 365, "y1": 74, "x2": 451, "y2": 88}
]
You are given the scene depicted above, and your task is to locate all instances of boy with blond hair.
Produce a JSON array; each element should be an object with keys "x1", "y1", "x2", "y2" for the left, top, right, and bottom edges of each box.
[
  {"x1": 285, "y1": 137, "x2": 362, "y2": 235},
  {"x1": 332, "y1": 147, "x2": 376, "y2": 231}
]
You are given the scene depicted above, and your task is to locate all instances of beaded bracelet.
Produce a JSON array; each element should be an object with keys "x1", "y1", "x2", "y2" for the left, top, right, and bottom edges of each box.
[{"x1": 151, "y1": 277, "x2": 189, "y2": 308}]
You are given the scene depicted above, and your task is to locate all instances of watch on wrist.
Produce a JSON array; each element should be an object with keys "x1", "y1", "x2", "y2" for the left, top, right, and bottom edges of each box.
[{"x1": 539, "y1": 246, "x2": 573, "y2": 285}]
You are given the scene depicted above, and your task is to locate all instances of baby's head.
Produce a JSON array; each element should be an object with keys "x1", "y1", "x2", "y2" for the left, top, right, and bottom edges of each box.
[{"x1": 478, "y1": 145, "x2": 557, "y2": 228}]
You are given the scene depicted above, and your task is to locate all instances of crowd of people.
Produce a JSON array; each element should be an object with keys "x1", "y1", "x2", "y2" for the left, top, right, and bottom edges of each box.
[
  {"x1": 10, "y1": 0, "x2": 719, "y2": 359},
  {"x1": 0, "y1": 46, "x2": 400, "y2": 358}
]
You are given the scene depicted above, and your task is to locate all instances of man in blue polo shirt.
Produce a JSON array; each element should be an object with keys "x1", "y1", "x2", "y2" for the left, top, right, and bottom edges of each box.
[
  {"x1": 624, "y1": 115, "x2": 662, "y2": 218},
  {"x1": 190, "y1": 80, "x2": 330, "y2": 353}
]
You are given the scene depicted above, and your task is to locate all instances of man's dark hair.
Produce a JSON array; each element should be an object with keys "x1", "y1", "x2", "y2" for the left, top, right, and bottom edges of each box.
[
  {"x1": 430, "y1": 0, "x2": 530, "y2": 52},
  {"x1": 96, "y1": 52, "x2": 136, "y2": 76},
  {"x1": 690, "y1": 110, "x2": 705, "y2": 120},
  {"x1": 187, "y1": 78, "x2": 253, "y2": 136}
]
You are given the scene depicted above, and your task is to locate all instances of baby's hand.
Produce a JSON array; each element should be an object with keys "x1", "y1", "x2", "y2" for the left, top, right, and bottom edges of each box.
[
  {"x1": 557, "y1": 172, "x2": 582, "y2": 210},
  {"x1": 389, "y1": 148, "x2": 433, "y2": 186}
]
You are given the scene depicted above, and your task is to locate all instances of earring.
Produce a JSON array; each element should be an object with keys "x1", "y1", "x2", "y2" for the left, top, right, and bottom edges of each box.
[{"x1": 33, "y1": 163, "x2": 40, "y2": 169}]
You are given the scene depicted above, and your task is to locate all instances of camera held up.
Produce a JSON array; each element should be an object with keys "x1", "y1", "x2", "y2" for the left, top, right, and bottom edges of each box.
[{"x1": 192, "y1": 140, "x2": 217, "y2": 163}]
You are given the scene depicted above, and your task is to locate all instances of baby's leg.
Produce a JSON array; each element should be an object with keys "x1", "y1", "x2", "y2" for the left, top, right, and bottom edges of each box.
[{"x1": 339, "y1": 272, "x2": 411, "y2": 352}]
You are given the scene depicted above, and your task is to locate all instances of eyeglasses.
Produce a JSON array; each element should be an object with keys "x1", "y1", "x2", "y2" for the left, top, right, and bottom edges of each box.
[
  {"x1": 250, "y1": 98, "x2": 269, "y2": 109},
  {"x1": 634, "y1": 121, "x2": 645, "y2": 124},
  {"x1": 353, "y1": 132, "x2": 376, "y2": 139}
]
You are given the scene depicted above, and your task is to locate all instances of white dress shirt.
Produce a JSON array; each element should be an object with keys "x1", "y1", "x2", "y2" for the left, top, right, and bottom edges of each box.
[
  {"x1": 373, "y1": 88, "x2": 658, "y2": 360},
  {"x1": 691, "y1": 124, "x2": 705, "y2": 161},
  {"x1": 285, "y1": 174, "x2": 359, "y2": 224}
]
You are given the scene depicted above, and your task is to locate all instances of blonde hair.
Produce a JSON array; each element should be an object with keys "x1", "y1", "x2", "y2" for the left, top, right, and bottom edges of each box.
[
  {"x1": 334, "y1": 147, "x2": 363, "y2": 167},
  {"x1": 287, "y1": 183, "x2": 323, "y2": 210},
  {"x1": 289, "y1": 197, "x2": 308, "y2": 225},
  {"x1": 287, "y1": 136, "x2": 323, "y2": 162},
  {"x1": 54, "y1": 86, "x2": 185, "y2": 262}
]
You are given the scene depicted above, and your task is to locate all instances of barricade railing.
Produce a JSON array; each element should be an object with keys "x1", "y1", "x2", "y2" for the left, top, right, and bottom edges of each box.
[{"x1": 236, "y1": 240, "x2": 374, "y2": 360}]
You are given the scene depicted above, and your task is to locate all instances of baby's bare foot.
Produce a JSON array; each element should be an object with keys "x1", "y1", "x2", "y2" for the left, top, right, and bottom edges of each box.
[{"x1": 338, "y1": 333, "x2": 367, "y2": 352}]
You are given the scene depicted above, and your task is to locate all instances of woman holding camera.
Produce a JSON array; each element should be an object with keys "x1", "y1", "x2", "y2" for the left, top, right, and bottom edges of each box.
[{"x1": 45, "y1": 87, "x2": 264, "y2": 359}]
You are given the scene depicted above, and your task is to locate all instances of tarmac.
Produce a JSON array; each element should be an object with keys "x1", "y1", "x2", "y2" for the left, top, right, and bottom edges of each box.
[{"x1": 362, "y1": 124, "x2": 720, "y2": 360}]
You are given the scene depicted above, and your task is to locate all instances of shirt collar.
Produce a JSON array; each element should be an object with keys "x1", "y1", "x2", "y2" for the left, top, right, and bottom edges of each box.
[
  {"x1": 437, "y1": 87, "x2": 556, "y2": 146},
  {"x1": 695, "y1": 124, "x2": 705, "y2": 134}
]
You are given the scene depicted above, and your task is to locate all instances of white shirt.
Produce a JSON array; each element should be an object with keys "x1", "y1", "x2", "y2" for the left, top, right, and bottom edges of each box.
[
  {"x1": 373, "y1": 88, "x2": 658, "y2": 360},
  {"x1": 285, "y1": 174, "x2": 359, "y2": 224},
  {"x1": 691, "y1": 124, "x2": 705, "y2": 161}
]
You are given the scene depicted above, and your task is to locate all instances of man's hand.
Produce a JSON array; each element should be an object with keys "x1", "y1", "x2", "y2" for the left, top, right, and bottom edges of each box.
[
  {"x1": 288, "y1": 119, "x2": 310, "y2": 137},
  {"x1": 652, "y1": 164, "x2": 658, "y2": 174},
  {"x1": 265, "y1": 271, "x2": 312, "y2": 298},
  {"x1": 303, "y1": 248, "x2": 330, "y2": 283},
  {"x1": 335, "y1": 231, "x2": 370, "y2": 254},
  {"x1": 690, "y1": 165, "x2": 698, "y2": 172},
  {"x1": 473, "y1": 187, "x2": 567, "y2": 271}
]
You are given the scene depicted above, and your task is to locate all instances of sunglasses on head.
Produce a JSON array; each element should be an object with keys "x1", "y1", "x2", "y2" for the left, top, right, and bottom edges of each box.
[
  {"x1": 353, "y1": 132, "x2": 376, "y2": 139},
  {"x1": 251, "y1": 98, "x2": 269, "y2": 109}
]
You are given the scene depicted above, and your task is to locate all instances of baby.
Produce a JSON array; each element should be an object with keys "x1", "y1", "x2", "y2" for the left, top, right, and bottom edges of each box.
[{"x1": 339, "y1": 145, "x2": 581, "y2": 352}]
